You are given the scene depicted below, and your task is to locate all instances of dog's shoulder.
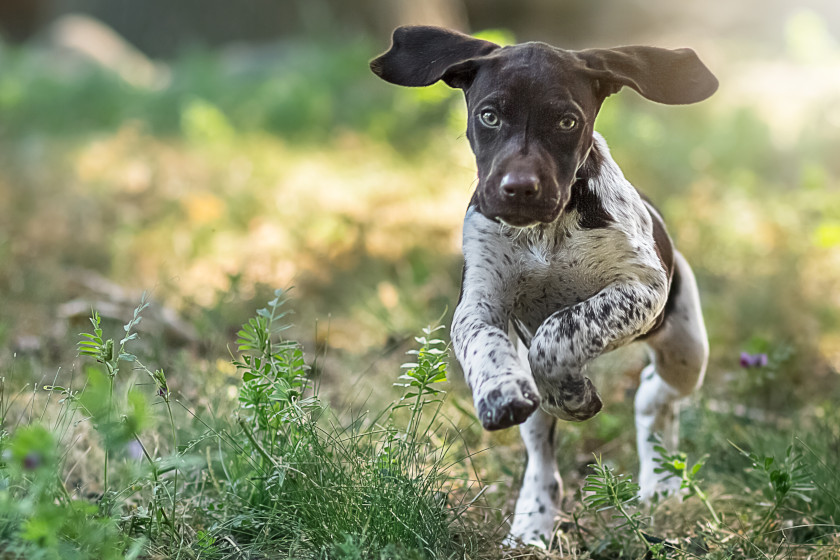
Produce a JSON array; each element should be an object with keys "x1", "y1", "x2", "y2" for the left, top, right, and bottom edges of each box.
[
  {"x1": 635, "y1": 191, "x2": 675, "y2": 286},
  {"x1": 588, "y1": 133, "x2": 677, "y2": 336}
]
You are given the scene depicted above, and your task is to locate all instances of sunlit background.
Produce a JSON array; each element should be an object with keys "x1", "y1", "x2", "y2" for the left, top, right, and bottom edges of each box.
[{"x1": 1, "y1": 0, "x2": 840, "y2": 553}]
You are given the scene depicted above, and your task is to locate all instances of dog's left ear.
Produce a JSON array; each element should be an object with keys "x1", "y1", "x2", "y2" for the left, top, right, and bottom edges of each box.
[
  {"x1": 578, "y1": 46, "x2": 718, "y2": 105},
  {"x1": 370, "y1": 26, "x2": 500, "y2": 89}
]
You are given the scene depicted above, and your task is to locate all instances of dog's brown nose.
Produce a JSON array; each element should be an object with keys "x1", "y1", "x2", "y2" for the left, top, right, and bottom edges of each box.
[{"x1": 500, "y1": 172, "x2": 540, "y2": 198}]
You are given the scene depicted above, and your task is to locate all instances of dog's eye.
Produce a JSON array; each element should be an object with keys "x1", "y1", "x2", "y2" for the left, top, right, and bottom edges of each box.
[
  {"x1": 558, "y1": 116, "x2": 577, "y2": 131},
  {"x1": 479, "y1": 110, "x2": 500, "y2": 128}
]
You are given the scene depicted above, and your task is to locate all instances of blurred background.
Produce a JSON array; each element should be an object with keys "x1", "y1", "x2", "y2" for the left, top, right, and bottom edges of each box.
[{"x1": 2, "y1": 0, "x2": 840, "y2": 483}]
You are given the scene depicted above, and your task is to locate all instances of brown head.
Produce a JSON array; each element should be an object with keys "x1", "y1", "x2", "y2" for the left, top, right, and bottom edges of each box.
[{"x1": 371, "y1": 26, "x2": 718, "y2": 227}]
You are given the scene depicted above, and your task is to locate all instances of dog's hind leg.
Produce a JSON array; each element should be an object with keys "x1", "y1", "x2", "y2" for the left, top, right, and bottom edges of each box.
[
  {"x1": 635, "y1": 251, "x2": 708, "y2": 500},
  {"x1": 507, "y1": 339, "x2": 562, "y2": 546}
]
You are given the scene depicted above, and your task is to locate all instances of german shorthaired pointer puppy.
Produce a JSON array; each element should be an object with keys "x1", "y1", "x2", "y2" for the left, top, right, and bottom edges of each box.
[{"x1": 371, "y1": 26, "x2": 716, "y2": 545}]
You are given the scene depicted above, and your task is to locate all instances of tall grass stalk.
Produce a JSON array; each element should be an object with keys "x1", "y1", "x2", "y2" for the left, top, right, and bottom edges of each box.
[
  {"x1": 77, "y1": 294, "x2": 150, "y2": 499},
  {"x1": 144, "y1": 365, "x2": 179, "y2": 543}
]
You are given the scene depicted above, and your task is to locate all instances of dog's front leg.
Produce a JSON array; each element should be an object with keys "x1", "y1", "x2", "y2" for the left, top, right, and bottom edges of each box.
[
  {"x1": 530, "y1": 282, "x2": 666, "y2": 421},
  {"x1": 452, "y1": 291, "x2": 540, "y2": 431}
]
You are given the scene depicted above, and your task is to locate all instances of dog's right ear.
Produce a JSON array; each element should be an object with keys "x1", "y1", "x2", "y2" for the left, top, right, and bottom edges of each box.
[{"x1": 370, "y1": 26, "x2": 500, "y2": 89}]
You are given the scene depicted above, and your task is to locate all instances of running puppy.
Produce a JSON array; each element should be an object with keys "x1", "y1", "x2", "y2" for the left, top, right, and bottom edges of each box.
[{"x1": 370, "y1": 26, "x2": 716, "y2": 544}]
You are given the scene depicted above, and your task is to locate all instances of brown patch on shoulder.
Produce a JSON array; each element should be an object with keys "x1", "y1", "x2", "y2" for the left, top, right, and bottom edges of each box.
[
  {"x1": 638, "y1": 193, "x2": 674, "y2": 280},
  {"x1": 636, "y1": 193, "x2": 676, "y2": 339}
]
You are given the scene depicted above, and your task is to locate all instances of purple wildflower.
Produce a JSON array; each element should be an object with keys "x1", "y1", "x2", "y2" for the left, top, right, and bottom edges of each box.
[
  {"x1": 740, "y1": 352, "x2": 768, "y2": 368},
  {"x1": 23, "y1": 451, "x2": 43, "y2": 471}
]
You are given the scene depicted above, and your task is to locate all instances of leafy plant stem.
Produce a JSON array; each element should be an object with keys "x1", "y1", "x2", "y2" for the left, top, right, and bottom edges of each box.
[
  {"x1": 405, "y1": 373, "x2": 428, "y2": 440},
  {"x1": 165, "y1": 398, "x2": 179, "y2": 543},
  {"x1": 654, "y1": 444, "x2": 721, "y2": 530},
  {"x1": 614, "y1": 497, "x2": 650, "y2": 554},
  {"x1": 105, "y1": 367, "x2": 114, "y2": 497},
  {"x1": 693, "y1": 482, "x2": 721, "y2": 527},
  {"x1": 238, "y1": 418, "x2": 279, "y2": 470}
]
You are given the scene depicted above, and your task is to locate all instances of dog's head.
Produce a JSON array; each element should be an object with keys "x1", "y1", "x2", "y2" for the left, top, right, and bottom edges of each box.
[{"x1": 371, "y1": 26, "x2": 717, "y2": 227}]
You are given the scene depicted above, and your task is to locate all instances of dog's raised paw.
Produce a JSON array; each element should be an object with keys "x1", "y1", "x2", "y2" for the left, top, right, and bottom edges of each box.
[
  {"x1": 538, "y1": 376, "x2": 602, "y2": 422},
  {"x1": 475, "y1": 377, "x2": 540, "y2": 430}
]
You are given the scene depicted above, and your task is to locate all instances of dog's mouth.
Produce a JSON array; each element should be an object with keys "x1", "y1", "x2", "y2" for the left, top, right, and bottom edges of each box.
[
  {"x1": 496, "y1": 215, "x2": 541, "y2": 228},
  {"x1": 494, "y1": 212, "x2": 552, "y2": 228},
  {"x1": 481, "y1": 185, "x2": 569, "y2": 229}
]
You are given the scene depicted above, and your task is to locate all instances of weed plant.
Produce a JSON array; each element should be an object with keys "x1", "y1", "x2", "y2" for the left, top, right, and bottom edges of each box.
[
  {"x1": 568, "y1": 433, "x2": 840, "y2": 560},
  {"x1": 205, "y1": 291, "x2": 473, "y2": 558}
]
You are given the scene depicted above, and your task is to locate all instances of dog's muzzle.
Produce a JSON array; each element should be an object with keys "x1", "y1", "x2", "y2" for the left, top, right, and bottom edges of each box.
[{"x1": 481, "y1": 173, "x2": 569, "y2": 227}]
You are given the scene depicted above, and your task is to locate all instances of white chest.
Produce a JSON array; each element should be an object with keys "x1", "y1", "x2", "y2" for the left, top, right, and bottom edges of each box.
[{"x1": 508, "y1": 227, "x2": 633, "y2": 330}]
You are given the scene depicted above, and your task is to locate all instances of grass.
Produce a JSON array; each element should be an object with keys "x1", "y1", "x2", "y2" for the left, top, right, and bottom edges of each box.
[
  {"x1": 2, "y1": 291, "x2": 840, "y2": 559},
  {"x1": 1, "y1": 30, "x2": 840, "y2": 559}
]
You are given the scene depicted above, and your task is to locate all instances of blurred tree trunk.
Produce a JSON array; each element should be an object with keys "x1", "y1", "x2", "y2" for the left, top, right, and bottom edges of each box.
[{"x1": 0, "y1": 0, "x2": 47, "y2": 42}]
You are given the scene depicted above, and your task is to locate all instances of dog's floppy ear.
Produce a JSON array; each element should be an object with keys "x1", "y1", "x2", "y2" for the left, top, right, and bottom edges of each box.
[
  {"x1": 578, "y1": 46, "x2": 718, "y2": 105},
  {"x1": 370, "y1": 26, "x2": 500, "y2": 89}
]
